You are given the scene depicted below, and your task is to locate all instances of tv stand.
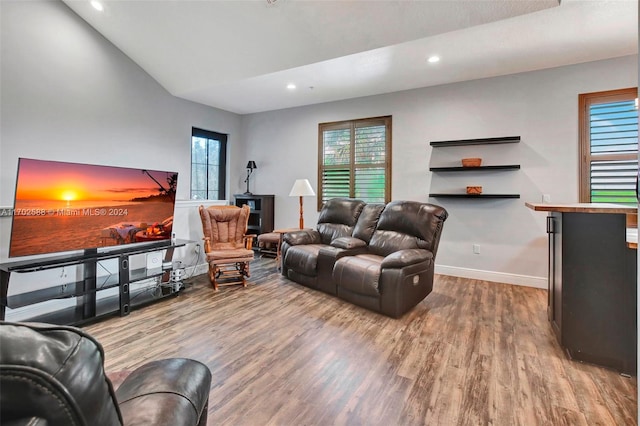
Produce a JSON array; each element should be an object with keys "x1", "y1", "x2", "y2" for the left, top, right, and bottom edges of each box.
[{"x1": 0, "y1": 239, "x2": 192, "y2": 326}]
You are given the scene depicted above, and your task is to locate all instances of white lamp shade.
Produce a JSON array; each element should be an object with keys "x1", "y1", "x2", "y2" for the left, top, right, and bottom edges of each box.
[{"x1": 289, "y1": 179, "x2": 315, "y2": 197}]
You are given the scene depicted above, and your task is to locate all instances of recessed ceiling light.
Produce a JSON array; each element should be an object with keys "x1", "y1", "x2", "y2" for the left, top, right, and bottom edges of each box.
[
  {"x1": 427, "y1": 56, "x2": 440, "y2": 64},
  {"x1": 91, "y1": 0, "x2": 104, "y2": 11},
  {"x1": 287, "y1": 83, "x2": 296, "y2": 90}
]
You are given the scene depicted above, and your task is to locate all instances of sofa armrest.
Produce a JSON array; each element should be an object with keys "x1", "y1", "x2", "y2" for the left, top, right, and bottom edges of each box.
[
  {"x1": 116, "y1": 358, "x2": 211, "y2": 426},
  {"x1": 331, "y1": 237, "x2": 367, "y2": 250},
  {"x1": 381, "y1": 249, "x2": 432, "y2": 268},
  {"x1": 283, "y1": 230, "x2": 321, "y2": 246}
]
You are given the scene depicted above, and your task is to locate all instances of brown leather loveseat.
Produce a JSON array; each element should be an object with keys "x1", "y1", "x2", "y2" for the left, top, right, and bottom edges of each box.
[{"x1": 281, "y1": 198, "x2": 448, "y2": 318}]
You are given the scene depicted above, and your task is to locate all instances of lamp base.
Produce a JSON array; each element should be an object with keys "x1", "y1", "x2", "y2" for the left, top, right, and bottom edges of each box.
[
  {"x1": 298, "y1": 195, "x2": 304, "y2": 229},
  {"x1": 243, "y1": 191, "x2": 253, "y2": 195}
]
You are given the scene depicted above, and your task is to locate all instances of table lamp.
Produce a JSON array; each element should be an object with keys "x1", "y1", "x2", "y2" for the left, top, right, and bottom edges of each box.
[
  {"x1": 289, "y1": 178, "x2": 315, "y2": 229},
  {"x1": 244, "y1": 161, "x2": 257, "y2": 194}
]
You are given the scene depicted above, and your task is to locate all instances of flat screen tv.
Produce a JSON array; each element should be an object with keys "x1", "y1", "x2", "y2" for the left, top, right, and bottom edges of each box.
[{"x1": 9, "y1": 158, "x2": 178, "y2": 258}]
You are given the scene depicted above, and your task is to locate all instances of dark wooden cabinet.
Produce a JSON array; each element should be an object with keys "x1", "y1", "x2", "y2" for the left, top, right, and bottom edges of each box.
[
  {"x1": 545, "y1": 211, "x2": 636, "y2": 375},
  {"x1": 234, "y1": 194, "x2": 274, "y2": 248}
]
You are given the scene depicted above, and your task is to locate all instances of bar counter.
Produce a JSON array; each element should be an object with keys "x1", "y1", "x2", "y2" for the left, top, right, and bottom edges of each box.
[
  {"x1": 526, "y1": 202, "x2": 637, "y2": 374},
  {"x1": 525, "y1": 202, "x2": 636, "y2": 214}
]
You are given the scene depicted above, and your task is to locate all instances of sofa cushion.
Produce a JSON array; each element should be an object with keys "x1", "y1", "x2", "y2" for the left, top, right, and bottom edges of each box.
[
  {"x1": 333, "y1": 254, "x2": 384, "y2": 297},
  {"x1": 316, "y1": 198, "x2": 366, "y2": 244},
  {"x1": 352, "y1": 203, "x2": 385, "y2": 243},
  {"x1": 316, "y1": 223, "x2": 356, "y2": 245},
  {"x1": 369, "y1": 201, "x2": 448, "y2": 257},
  {"x1": 206, "y1": 248, "x2": 254, "y2": 260},
  {"x1": 284, "y1": 244, "x2": 325, "y2": 276}
]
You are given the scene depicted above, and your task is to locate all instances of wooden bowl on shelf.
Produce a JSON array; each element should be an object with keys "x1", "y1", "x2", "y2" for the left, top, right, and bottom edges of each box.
[
  {"x1": 461, "y1": 157, "x2": 482, "y2": 167},
  {"x1": 466, "y1": 186, "x2": 483, "y2": 194}
]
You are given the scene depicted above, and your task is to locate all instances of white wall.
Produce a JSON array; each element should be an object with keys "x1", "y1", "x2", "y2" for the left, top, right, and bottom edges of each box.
[
  {"x1": 0, "y1": 0, "x2": 244, "y2": 322},
  {"x1": 1, "y1": 1, "x2": 636, "y2": 292},
  {"x1": 0, "y1": 0, "x2": 243, "y2": 263},
  {"x1": 242, "y1": 55, "x2": 638, "y2": 287}
]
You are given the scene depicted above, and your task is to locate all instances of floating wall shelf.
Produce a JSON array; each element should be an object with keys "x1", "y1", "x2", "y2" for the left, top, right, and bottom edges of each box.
[
  {"x1": 429, "y1": 194, "x2": 521, "y2": 199},
  {"x1": 430, "y1": 136, "x2": 520, "y2": 147},
  {"x1": 429, "y1": 165, "x2": 521, "y2": 172},
  {"x1": 429, "y1": 136, "x2": 521, "y2": 199}
]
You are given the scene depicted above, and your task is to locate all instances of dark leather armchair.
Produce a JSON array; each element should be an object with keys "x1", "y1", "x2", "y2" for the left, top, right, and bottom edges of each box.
[
  {"x1": 333, "y1": 200, "x2": 448, "y2": 317},
  {"x1": 281, "y1": 198, "x2": 366, "y2": 292},
  {"x1": 0, "y1": 321, "x2": 212, "y2": 426}
]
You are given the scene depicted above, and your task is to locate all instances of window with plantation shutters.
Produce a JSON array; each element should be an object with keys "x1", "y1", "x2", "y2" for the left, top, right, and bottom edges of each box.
[
  {"x1": 579, "y1": 88, "x2": 638, "y2": 205},
  {"x1": 318, "y1": 116, "x2": 391, "y2": 209}
]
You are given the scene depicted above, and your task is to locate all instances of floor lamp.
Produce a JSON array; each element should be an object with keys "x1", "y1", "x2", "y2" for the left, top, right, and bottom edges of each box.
[{"x1": 289, "y1": 179, "x2": 315, "y2": 229}]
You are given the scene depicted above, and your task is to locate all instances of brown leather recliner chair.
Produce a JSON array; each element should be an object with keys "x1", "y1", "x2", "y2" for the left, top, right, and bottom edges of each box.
[
  {"x1": 333, "y1": 200, "x2": 448, "y2": 318},
  {"x1": 0, "y1": 321, "x2": 212, "y2": 426},
  {"x1": 281, "y1": 198, "x2": 367, "y2": 293}
]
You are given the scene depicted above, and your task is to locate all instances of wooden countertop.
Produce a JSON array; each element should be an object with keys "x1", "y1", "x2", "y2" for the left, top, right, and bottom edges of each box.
[
  {"x1": 526, "y1": 202, "x2": 638, "y2": 249},
  {"x1": 525, "y1": 202, "x2": 637, "y2": 214}
]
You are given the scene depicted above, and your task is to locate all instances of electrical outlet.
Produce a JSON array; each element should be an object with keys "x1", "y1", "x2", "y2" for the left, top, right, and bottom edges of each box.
[
  {"x1": 473, "y1": 244, "x2": 480, "y2": 254},
  {"x1": 542, "y1": 194, "x2": 551, "y2": 203},
  {"x1": 194, "y1": 244, "x2": 201, "y2": 254}
]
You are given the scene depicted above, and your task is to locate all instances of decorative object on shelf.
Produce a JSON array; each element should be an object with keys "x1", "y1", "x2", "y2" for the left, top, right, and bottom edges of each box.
[
  {"x1": 461, "y1": 157, "x2": 482, "y2": 167},
  {"x1": 289, "y1": 178, "x2": 315, "y2": 229},
  {"x1": 243, "y1": 161, "x2": 257, "y2": 195},
  {"x1": 466, "y1": 186, "x2": 483, "y2": 194}
]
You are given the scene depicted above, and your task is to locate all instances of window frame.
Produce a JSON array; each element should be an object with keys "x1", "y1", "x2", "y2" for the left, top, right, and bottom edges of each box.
[
  {"x1": 191, "y1": 127, "x2": 227, "y2": 200},
  {"x1": 578, "y1": 87, "x2": 638, "y2": 203},
  {"x1": 317, "y1": 115, "x2": 392, "y2": 210}
]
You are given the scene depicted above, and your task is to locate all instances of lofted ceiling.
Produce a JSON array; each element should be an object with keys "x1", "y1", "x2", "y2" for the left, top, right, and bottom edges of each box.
[{"x1": 63, "y1": 0, "x2": 638, "y2": 115}]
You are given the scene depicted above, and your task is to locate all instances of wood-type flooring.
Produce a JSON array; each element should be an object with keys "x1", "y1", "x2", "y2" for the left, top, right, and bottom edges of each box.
[{"x1": 85, "y1": 257, "x2": 637, "y2": 426}]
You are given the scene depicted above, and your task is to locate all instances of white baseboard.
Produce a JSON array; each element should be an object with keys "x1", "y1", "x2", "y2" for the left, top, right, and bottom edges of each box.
[
  {"x1": 435, "y1": 265, "x2": 547, "y2": 289},
  {"x1": 184, "y1": 262, "x2": 548, "y2": 290}
]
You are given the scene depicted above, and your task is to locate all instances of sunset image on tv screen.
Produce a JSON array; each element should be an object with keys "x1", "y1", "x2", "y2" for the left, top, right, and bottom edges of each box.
[{"x1": 9, "y1": 158, "x2": 178, "y2": 257}]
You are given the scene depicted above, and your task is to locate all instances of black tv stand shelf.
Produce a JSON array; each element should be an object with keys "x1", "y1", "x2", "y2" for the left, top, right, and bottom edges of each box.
[{"x1": 0, "y1": 239, "x2": 192, "y2": 326}]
